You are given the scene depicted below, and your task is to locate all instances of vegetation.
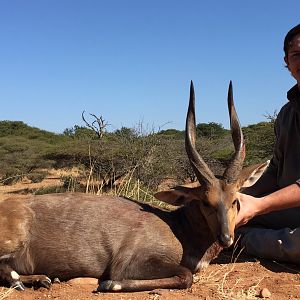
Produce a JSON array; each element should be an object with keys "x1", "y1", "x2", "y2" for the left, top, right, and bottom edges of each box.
[
  {"x1": 0, "y1": 119, "x2": 275, "y2": 196},
  {"x1": 243, "y1": 122, "x2": 275, "y2": 165},
  {"x1": 196, "y1": 122, "x2": 228, "y2": 138}
]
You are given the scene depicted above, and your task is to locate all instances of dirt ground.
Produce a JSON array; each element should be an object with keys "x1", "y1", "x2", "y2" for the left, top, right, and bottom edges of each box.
[
  {"x1": 1, "y1": 174, "x2": 300, "y2": 299},
  {"x1": 2, "y1": 251, "x2": 300, "y2": 300}
]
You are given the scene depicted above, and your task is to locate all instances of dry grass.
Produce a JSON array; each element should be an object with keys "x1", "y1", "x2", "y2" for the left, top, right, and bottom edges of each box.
[
  {"x1": 0, "y1": 288, "x2": 14, "y2": 300},
  {"x1": 194, "y1": 242, "x2": 264, "y2": 300},
  {"x1": 77, "y1": 161, "x2": 171, "y2": 209},
  {"x1": 195, "y1": 263, "x2": 263, "y2": 299}
]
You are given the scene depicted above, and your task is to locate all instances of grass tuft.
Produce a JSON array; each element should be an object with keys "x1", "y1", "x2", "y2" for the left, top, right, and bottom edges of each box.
[
  {"x1": 0, "y1": 288, "x2": 14, "y2": 300},
  {"x1": 194, "y1": 244, "x2": 264, "y2": 300}
]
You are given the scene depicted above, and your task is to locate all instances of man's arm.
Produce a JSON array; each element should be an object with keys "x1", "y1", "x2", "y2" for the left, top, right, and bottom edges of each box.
[{"x1": 236, "y1": 183, "x2": 300, "y2": 227}]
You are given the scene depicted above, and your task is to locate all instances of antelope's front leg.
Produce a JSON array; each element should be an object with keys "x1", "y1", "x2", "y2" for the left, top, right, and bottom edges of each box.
[
  {"x1": 0, "y1": 263, "x2": 25, "y2": 290},
  {"x1": 0, "y1": 262, "x2": 51, "y2": 290},
  {"x1": 19, "y1": 274, "x2": 52, "y2": 289},
  {"x1": 97, "y1": 263, "x2": 193, "y2": 292}
]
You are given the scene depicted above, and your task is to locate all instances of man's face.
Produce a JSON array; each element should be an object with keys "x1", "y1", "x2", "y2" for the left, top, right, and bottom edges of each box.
[{"x1": 285, "y1": 33, "x2": 300, "y2": 84}]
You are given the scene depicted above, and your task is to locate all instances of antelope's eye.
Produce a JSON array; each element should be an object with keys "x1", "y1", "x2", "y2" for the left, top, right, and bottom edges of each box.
[{"x1": 232, "y1": 199, "x2": 240, "y2": 211}]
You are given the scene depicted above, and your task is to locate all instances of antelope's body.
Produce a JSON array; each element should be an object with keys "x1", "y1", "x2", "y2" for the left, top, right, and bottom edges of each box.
[
  {"x1": 1, "y1": 193, "x2": 218, "y2": 291},
  {"x1": 0, "y1": 82, "x2": 268, "y2": 292}
]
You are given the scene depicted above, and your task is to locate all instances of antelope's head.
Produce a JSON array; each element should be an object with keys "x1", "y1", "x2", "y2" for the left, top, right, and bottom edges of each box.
[{"x1": 155, "y1": 81, "x2": 268, "y2": 248}]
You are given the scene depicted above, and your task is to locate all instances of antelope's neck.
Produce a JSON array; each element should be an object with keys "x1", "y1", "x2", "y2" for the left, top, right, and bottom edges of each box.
[{"x1": 171, "y1": 202, "x2": 218, "y2": 273}]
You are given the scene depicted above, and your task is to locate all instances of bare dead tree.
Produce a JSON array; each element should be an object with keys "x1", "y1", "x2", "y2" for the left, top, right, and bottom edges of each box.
[
  {"x1": 82, "y1": 111, "x2": 109, "y2": 140},
  {"x1": 263, "y1": 110, "x2": 278, "y2": 124}
]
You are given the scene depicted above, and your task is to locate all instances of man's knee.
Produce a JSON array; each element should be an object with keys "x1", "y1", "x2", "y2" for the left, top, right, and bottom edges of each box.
[{"x1": 241, "y1": 227, "x2": 300, "y2": 264}]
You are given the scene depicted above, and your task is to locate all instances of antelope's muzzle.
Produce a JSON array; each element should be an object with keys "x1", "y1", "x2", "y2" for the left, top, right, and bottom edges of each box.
[{"x1": 217, "y1": 233, "x2": 233, "y2": 248}]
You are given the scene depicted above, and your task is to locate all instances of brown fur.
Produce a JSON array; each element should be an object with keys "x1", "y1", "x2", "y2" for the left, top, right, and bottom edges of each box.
[{"x1": 0, "y1": 192, "x2": 219, "y2": 291}]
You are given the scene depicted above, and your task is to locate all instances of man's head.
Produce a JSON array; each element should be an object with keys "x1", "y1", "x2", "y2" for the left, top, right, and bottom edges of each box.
[
  {"x1": 284, "y1": 24, "x2": 300, "y2": 57},
  {"x1": 284, "y1": 24, "x2": 300, "y2": 84}
]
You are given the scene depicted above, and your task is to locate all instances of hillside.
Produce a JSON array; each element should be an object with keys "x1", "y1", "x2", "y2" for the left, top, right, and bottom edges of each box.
[{"x1": 0, "y1": 120, "x2": 274, "y2": 197}]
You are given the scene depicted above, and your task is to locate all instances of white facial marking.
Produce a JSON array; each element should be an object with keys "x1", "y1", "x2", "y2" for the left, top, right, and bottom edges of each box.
[
  {"x1": 278, "y1": 239, "x2": 283, "y2": 245},
  {"x1": 112, "y1": 284, "x2": 122, "y2": 291},
  {"x1": 11, "y1": 271, "x2": 20, "y2": 280}
]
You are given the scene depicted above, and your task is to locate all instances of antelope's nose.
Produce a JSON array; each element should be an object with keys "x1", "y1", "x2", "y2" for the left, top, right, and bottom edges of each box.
[{"x1": 218, "y1": 234, "x2": 233, "y2": 248}]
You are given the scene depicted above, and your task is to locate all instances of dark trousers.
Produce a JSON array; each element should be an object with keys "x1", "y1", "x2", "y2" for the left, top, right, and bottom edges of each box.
[
  {"x1": 238, "y1": 207, "x2": 300, "y2": 264},
  {"x1": 247, "y1": 206, "x2": 300, "y2": 230}
]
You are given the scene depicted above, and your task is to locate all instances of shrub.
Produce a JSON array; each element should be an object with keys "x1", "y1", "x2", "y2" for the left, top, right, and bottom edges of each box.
[
  {"x1": 196, "y1": 122, "x2": 228, "y2": 138},
  {"x1": 27, "y1": 172, "x2": 48, "y2": 183},
  {"x1": 0, "y1": 120, "x2": 274, "y2": 192}
]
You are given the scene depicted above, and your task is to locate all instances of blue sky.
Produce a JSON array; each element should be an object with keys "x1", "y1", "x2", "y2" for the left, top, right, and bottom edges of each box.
[{"x1": 0, "y1": 1, "x2": 299, "y2": 133}]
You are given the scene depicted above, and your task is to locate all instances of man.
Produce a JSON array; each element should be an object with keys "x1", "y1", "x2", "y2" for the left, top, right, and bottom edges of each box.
[{"x1": 236, "y1": 23, "x2": 300, "y2": 263}]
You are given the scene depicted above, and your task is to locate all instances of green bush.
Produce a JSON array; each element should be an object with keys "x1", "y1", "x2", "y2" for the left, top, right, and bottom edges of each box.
[
  {"x1": 0, "y1": 120, "x2": 275, "y2": 191},
  {"x1": 196, "y1": 122, "x2": 228, "y2": 138},
  {"x1": 243, "y1": 122, "x2": 275, "y2": 165},
  {"x1": 27, "y1": 172, "x2": 48, "y2": 183}
]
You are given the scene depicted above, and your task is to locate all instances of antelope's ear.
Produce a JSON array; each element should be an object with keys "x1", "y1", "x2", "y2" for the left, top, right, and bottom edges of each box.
[
  {"x1": 237, "y1": 160, "x2": 270, "y2": 189},
  {"x1": 154, "y1": 184, "x2": 201, "y2": 206}
]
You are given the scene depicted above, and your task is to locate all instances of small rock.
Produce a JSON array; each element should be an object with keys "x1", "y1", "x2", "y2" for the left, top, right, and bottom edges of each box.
[{"x1": 259, "y1": 287, "x2": 271, "y2": 298}]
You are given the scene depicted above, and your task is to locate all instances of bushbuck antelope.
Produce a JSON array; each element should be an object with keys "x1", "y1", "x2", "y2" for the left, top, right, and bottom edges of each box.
[{"x1": 0, "y1": 81, "x2": 267, "y2": 292}]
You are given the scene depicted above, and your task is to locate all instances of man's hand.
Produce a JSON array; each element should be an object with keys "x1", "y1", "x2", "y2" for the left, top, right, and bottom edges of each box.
[
  {"x1": 236, "y1": 184, "x2": 300, "y2": 228},
  {"x1": 235, "y1": 193, "x2": 263, "y2": 227}
]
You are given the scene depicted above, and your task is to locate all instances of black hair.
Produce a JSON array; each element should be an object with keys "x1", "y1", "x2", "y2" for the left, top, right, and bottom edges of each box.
[{"x1": 284, "y1": 24, "x2": 300, "y2": 56}]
